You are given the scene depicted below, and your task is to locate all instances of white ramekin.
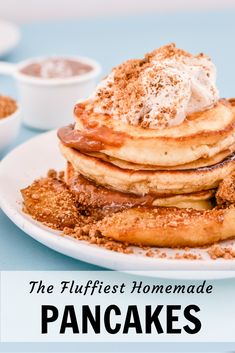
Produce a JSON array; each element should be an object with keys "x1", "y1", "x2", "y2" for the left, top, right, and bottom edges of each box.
[{"x1": 0, "y1": 56, "x2": 101, "y2": 130}]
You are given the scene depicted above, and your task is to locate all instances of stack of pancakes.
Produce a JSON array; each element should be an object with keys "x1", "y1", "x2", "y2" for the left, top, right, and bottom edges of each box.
[
  {"x1": 57, "y1": 44, "x2": 235, "y2": 248},
  {"x1": 58, "y1": 99, "x2": 235, "y2": 247}
]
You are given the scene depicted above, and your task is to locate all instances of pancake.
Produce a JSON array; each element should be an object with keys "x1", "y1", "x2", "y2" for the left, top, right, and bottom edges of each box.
[
  {"x1": 60, "y1": 99, "x2": 235, "y2": 167},
  {"x1": 96, "y1": 205, "x2": 235, "y2": 248},
  {"x1": 86, "y1": 142, "x2": 235, "y2": 171},
  {"x1": 66, "y1": 162, "x2": 214, "y2": 212},
  {"x1": 60, "y1": 142, "x2": 235, "y2": 196}
]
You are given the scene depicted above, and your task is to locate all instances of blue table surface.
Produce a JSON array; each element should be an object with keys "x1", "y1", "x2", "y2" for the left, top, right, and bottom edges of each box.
[{"x1": 1, "y1": 9, "x2": 235, "y2": 270}]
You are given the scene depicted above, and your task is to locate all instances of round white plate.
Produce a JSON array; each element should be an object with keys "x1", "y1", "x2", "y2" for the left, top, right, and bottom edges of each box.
[
  {"x1": 0, "y1": 20, "x2": 21, "y2": 57},
  {"x1": 0, "y1": 130, "x2": 235, "y2": 279}
]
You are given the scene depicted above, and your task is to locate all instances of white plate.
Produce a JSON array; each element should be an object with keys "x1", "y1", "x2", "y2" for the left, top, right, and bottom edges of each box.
[
  {"x1": 0, "y1": 20, "x2": 21, "y2": 57},
  {"x1": 0, "y1": 130, "x2": 235, "y2": 279}
]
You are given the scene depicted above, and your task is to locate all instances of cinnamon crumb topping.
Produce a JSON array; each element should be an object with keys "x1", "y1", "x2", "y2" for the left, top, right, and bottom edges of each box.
[
  {"x1": 21, "y1": 171, "x2": 134, "y2": 254},
  {"x1": 20, "y1": 170, "x2": 235, "y2": 260},
  {"x1": 93, "y1": 43, "x2": 218, "y2": 129},
  {"x1": 207, "y1": 244, "x2": 235, "y2": 260},
  {"x1": 20, "y1": 172, "x2": 205, "y2": 258},
  {"x1": 0, "y1": 95, "x2": 17, "y2": 119},
  {"x1": 65, "y1": 226, "x2": 133, "y2": 254},
  {"x1": 173, "y1": 252, "x2": 202, "y2": 260},
  {"x1": 21, "y1": 171, "x2": 80, "y2": 230},
  {"x1": 216, "y1": 172, "x2": 235, "y2": 205}
]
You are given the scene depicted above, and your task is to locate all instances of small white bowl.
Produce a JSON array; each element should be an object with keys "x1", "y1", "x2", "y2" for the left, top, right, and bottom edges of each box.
[
  {"x1": 0, "y1": 56, "x2": 101, "y2": 130},
  {"x1": 0, "y1": 107, "x2": 21, "y2": 154}
]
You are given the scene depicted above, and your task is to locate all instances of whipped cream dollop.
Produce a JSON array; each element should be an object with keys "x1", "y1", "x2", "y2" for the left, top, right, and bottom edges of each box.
[{"x1": 92, "y1": 44, "x2": 219, "y2": 129}]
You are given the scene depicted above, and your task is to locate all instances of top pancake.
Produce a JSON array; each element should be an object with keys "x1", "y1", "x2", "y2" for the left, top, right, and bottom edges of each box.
[{"x1": 71, "y1": 99, "x2": 235, "y2": 166}]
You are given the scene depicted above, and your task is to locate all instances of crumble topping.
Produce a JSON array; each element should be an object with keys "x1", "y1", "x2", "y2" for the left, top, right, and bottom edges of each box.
[
  {"x1": 21, "y1": 170, "x2": 235, "y2": 260},
  {"x1": 93, "y1": 43, "x2": 219, "y2": 129},
  {"x1": 207, "y1": 244, "x2": 235, "y2": 260},
  {"x1": 0, "y1": 95, "x2": 17, "y2": 119},
  {"x1": 216, "y1": 172, "x2": 235, "y2": 205},
  {"x1": 21, "y1": 171, "x2": 81, "y2": 229}
]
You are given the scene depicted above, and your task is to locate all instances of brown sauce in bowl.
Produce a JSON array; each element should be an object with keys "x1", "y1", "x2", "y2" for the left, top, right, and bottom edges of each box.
[{"x1": 20, "y1": 58, "x2": 93, "y2": 79}]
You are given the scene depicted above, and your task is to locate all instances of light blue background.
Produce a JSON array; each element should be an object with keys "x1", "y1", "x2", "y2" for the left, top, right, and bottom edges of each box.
[{"x1": 0, "y1": 8, "x2": 235, "y2": 352}]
